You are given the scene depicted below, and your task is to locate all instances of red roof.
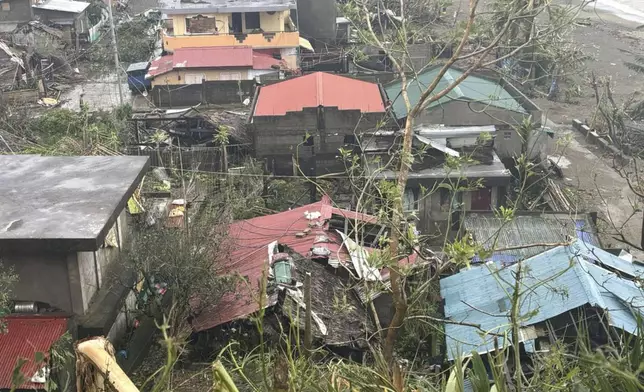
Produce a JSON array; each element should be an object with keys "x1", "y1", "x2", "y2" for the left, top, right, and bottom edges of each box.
[
  {"x1": 0, "y1": 315, "x2": 69, "y2": 390},
  {"x1": 191, "y1": 196, "x2": 379, "y2": 332},
  {"x1": 147, "y1": 46, "x2": 283, "y2": 78},
  {"x1": 252, "y1": 72, "x2": 387, "y2": 117}
]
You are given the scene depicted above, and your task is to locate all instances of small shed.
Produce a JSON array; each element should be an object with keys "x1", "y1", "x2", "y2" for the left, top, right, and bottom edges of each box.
[{"x1": 32, "y1": 0, "x2": 91, "y2": 49}]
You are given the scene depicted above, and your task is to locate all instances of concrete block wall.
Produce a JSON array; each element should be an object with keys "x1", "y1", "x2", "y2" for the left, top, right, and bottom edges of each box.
[
  {"x1": 571, "y1": 119, "x2": 631, "y2": 166},
  {"x1": 251, "y1": 107, "x2": 387, "y2": 175}
]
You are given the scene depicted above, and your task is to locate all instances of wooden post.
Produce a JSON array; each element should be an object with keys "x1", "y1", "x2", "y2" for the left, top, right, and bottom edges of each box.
[{"x1": 304, "y1": 272, "x2": 312, "y2": 353}]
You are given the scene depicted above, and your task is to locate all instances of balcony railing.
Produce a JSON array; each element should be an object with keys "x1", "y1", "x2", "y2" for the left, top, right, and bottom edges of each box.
[{"x1": 163, "y1": 30, "x2": 300, "y2": 51}]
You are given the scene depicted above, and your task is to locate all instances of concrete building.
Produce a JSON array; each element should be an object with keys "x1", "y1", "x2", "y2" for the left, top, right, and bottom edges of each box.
[
  {"x1": 0, "y1": 155, "x2": 149, "y2": 337},
  {"x1": 147, "y1": 46, "x2": 283, "y2": 87},
  {"x1": 160, "y1": 0, "x2": 301, "y2": 69},
  {"x1": 0, "y1": 0, "x2": 33, "y2": 32},
  {"x1": 362, "y1": 126, "x2": 511, "y2": 238},
  {"x1": 385, "y1": 66, "x2": 548, "y2": 161},
  {"x1": 248, "y1": 72, "x2": 389, "y2": 175},
  {"x1": 32, "y1": 0, "x2": 90, "y2": 48},
  {"x1": 296, "y1": 0, "x2": 336, "y2": 45}
]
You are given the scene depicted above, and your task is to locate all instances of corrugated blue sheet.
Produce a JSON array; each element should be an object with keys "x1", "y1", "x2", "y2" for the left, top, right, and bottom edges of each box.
[
  {"x1": 575, "y1": 219, "x2": 599, "y2": 246},
  {"x1": 441, "y1": 240, "x2": 644, "y2": 360}
]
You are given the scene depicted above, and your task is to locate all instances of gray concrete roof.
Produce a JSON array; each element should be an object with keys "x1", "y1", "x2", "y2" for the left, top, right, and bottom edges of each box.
[
  {"x1": 160, "y1": 0, "x2": 296, "y2": 15},
  {"x1": 368, "y1": 151, "x2": 511, "y2": 181},
  {"x1": 0, "y1": 155, "x2": 149, "y2": 251},
  {"x1": 33, "y1": 0, "x2": 90, "y2": 13}
]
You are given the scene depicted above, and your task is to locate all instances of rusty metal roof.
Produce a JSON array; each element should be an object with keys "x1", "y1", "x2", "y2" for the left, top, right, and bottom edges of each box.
[
  {"x1": 190, "y1": 196, "x2": 379, "y2": 332},
  {"x1": 147, "y1": 47, "x2": 283, "y2": 78},
  {"x1": 0, "y1": 315, "x2": 69, "y2": 389},
  {"x1": 252, "y1": 72, "x2": 387, "y2": 117}
]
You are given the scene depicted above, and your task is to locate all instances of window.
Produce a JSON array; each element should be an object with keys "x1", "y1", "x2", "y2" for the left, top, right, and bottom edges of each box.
[
  {"x1": 184, "y1": 73, "x2": 205, "y2": 84},
  {"x1": 440, "y1": 188, "x2": 463, "y2": 211},
  {"x1": 403, "y1": 188, "x2": 419, "y2": 212},
  {"x1": 244, "y1": 12, "x2": 261, "y2": 30},
  {"x1": 185, "y1": 15, "x2": 219, "y2": 34},
  {"x1": 343, "y1": 134, "x2": 357, "y2": 146},
  {"x1": 503, "y1": 130, "x2": 512, "y2": 140}
]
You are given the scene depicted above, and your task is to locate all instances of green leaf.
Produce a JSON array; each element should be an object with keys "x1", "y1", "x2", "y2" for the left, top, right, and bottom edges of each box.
[{"x1": 34, "y1": 351, "x2": 45, "y2": 363}]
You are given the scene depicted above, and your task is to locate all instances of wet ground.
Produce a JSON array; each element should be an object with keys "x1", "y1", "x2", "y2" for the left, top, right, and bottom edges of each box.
[{"x1": 546, "y1": 121, "x2": 644, "y2": 256}]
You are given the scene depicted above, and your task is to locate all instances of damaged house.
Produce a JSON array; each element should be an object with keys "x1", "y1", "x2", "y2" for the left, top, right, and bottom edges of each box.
[
  {"x1": 441, "y1": 240, "x2": 644, "y2": 361},
  {"x1": 385, "y1": 66, "x2": 549, "y2": 162},
  {"x1": 32, "y1": 0, "x2": 90, "y2": 49},
  {"x1": 129, "y1": 106, "x2": 247, "y2": 171},
  {"x1": 191, "y1": 196, "x2": 415, "y2": 355},
  {"x1": 362, "y1": 125, "x2": 511, "y2": 238}
]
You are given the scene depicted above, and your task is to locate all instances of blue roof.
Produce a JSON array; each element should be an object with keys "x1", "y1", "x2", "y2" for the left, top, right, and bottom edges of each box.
[
  {"x1": 441, "y1": 240, "x2": 644, "y2": 360},
  {"x1": 384, "y1": 67, "x2": 528, "y2": 120}
]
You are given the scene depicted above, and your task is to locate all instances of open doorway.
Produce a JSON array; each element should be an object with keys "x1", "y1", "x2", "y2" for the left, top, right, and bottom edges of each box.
[{"x1": 231, "y1": 12, "x2": 242, "y2": 33}]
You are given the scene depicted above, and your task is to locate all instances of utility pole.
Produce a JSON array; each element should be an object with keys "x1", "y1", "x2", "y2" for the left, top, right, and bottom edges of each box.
[{"x1": 107, "y1": 0, "x2": 124, "y2": 106}]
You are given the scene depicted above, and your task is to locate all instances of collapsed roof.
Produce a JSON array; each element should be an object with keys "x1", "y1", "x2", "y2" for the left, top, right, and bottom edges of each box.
[
  {"x1": 190, "y1": 195, "x2": 415, "y2": 337},
  {"x1": 441, "y1": 240, "x2": 644, "y2": 360}
]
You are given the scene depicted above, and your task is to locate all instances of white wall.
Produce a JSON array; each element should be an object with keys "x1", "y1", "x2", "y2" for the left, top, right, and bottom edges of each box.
[{"x1": 76, "y1": 208, "x2": 128, "y2": 313}]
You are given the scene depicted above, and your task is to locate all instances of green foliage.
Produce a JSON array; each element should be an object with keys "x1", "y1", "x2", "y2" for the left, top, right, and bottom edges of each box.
[
  {"x1": 0, "y1": 263, "x2": 17, "y2": 337},
  {"x1": 87, "y1": 17, "x2": 157, "y2": 72},
  {"x1": 19, "y1": 107, "x2": 129, "y2": 155},
  {"x1": 126, "y1": 204, "x2": 237, "y2": 338}
]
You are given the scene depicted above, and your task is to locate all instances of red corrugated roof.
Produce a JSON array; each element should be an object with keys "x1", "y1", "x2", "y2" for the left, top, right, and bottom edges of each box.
[
  {"x1": 191, "y1": 196, "x2": 380, "y2": 332},
  {"x1": 147, "y1": 47, "x2": 283, "y2": 78},
  {"x1": 252, "y1": 72, "x2": 387, "y2": 117},
  {"x1": 0, "y1": 315, "x2": 69, "y2": 390},
  {"x1": 252, "y1": 51, "x2": 284, "y2": 71}
]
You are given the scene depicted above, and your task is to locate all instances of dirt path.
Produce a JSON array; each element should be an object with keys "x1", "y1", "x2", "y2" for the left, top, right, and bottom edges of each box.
[{"x1": 547, "y1": 123, "x2": 644, "y2": 255}]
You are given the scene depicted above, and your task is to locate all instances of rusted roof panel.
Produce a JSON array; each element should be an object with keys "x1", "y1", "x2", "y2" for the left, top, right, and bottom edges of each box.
[
  {"x1": 148, "y1": 47, "x2": 282, "y2": 78},
  {"x1": 0, "y1": 315, "x2": 69, "y2": 389},
  {"x1": 191, "y1": 196, "x2": 380, "y2": 332},
  {"x1": 253, "y1": 72, "x2": 387, "y2": 117}
]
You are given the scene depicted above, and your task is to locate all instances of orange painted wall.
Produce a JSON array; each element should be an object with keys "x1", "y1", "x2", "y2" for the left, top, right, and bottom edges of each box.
[{"x1": 163, "y1": 31, "x2": 299, "y2": 52}]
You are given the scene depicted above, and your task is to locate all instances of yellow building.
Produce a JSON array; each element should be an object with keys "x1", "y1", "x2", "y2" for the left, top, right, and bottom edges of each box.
[{"x1": 160, "y1": 0, "x2": 301, "y2": 69}]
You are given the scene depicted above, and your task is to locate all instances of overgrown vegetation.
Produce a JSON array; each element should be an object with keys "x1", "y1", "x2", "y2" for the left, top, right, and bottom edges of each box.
[{"x1": 86, "y1": 16, "x2": 158, "y2": 72}]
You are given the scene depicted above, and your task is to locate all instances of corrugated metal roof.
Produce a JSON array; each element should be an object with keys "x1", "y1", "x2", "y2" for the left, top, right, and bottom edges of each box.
[
  {"x1": 191, "y1": 196, "x2": 380, "y2": 332},
  {"x1": 440, "y1": 241, "x2": 644, "y2": 360},
  {"x1": 465, "y1": 212, "x2": 601, "y2": 263},
  {"x1": 385, "y1": 66, "x2": 527, "y2": 120},
  {"x1": 33, "y1": 0, "x2": 90, "y2": 13},
  {"x1": 0, "y1": 315, "x2": 69, "y2": 389},
  {"x1": 147, "y1": 47, "x2": 283, "y2": 78},
  {"x1": 126, "y1": 62, "x2": 149, "y2": 73},
  {"x1": 253, "y1": 72, "x2": 386, "y2": 117}
]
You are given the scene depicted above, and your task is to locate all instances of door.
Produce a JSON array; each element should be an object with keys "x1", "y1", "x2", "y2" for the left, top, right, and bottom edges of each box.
[{"x1": 471, "y1": 187, "x2": 492, "y2": 211}]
